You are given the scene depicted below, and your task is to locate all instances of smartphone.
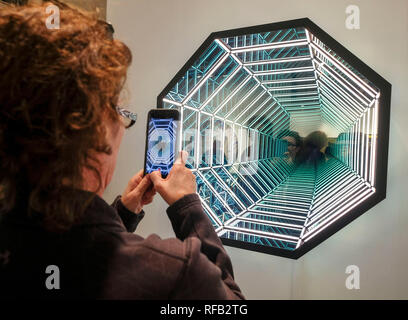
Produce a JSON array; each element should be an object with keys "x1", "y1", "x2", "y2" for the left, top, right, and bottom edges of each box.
[{"x1": 143, "y1": 108, "x2": 180, "y2": 178}]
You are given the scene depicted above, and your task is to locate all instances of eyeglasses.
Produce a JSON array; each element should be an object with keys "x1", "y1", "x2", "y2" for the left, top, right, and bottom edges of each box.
[{"x1": 116, "y1": 107, "x2": 137, "y2": 129}]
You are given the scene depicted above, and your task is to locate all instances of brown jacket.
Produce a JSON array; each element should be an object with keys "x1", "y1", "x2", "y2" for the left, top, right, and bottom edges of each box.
[{"x1": 0, "y1": 191, "x2": 244, "y2": 299}]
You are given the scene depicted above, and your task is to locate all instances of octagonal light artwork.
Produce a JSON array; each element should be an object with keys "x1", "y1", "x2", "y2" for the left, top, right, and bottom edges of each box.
[{"x1": 157, "y1": 18, "x2": 391, "y2": 258}]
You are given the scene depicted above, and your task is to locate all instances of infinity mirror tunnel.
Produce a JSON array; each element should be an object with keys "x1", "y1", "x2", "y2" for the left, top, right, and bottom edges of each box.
[{"x1": 157, "y1": 18, "x2": 391, "y2": 258}]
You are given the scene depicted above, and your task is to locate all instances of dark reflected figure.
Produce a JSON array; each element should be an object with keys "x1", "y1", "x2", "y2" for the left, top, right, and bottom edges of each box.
[
  {"x1": 300, "y1": 131, "x2": 329, "y2": 167},
  {"x1": 277, "y1": 130, "x2": 303, "y2": 165}
]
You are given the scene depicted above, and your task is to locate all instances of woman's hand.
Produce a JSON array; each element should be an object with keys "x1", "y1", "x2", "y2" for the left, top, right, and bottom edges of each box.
[
  {"x1": 150, "y1": 151, "x2": 197, "y2": 206},
  {"x1": 121, "y1": 170, "x2": 156, "y2": 214}
]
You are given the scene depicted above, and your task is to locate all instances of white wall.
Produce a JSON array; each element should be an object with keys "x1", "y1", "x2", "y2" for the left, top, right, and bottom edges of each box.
[{"x1": 105, "y1": 0, "x2": 408, "y2": 299}]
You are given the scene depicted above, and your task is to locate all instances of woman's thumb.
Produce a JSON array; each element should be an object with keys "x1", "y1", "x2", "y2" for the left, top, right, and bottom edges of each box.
[{"x1": 150, "y1": 170, "x2": 163, "y2": 186}]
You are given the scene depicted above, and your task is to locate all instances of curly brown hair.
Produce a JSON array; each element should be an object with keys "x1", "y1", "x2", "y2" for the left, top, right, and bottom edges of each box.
[{"x1": 0, "y1": 2, "x2": 132, "y2": 232}]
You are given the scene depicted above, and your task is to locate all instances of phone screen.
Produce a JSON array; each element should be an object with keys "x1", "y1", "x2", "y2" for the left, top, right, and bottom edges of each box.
[{"x1": 145, "y1": 116, "x2": 178, "y2": 178}]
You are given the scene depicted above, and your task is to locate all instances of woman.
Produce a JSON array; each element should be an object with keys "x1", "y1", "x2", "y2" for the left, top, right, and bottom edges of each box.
[
  {"x1": 277, "y1": 130, "x2": 303, "y2": 165},
  {"x1": 303, "y1": 130, "x2": 329, "y2": 166},
  {"x1": 0, "y1": 2, "x2": 244, "y2": 299}
]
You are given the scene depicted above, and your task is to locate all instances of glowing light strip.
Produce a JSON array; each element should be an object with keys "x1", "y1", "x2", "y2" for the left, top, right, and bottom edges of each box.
[
  {"x1": 255, "y1": 203, "x2": 308, "y2": 214},
  {"x1": 262, "y1": 77, "x2": 315, "y2": 85},
  {"x1": 199, "y1": 197, "x2": 223, "y2": 227},
  {"x1": 261, "y1": 110, "x2": 288, "y2": 133},
  {"x1": 319, "y1": 75, "x2": 362, "y2": 118},
  {"x1": 231, "y1": 39, "x2": 309, "y2": 53},
  {"x1": 259, "y1": 159, "x2": 285, "y2": 182},
  {"x1": 308, "y1": 180, "x2": 367, "y2": 223},
  {"x1": 278, "y1": 97, "x2": 320, "y2": 103},
  {"x1": 224, "y1": 223, "x2": 300, "y2": 241},
  {"x1": 320, "y1": 101, "x2": 353, "y2": 132},
  {"x1": 243, "y1": 211, "x2": 305, "y2": 223},
  {"x1": 318, "y1": 62, "x2": 371, "y2": 106},
  {"x1": 259, "y1": 197, "x2": 310, "y2": 207},
  {"x1": 357, "y1": 118, "x2": 362, "y2": 175},
  {"x1": 231, "y1": 89, "x2": 266, "y2": 122},
  {"x1": 230, "y1": 162, "x2": 262, "y2": 199},
  {"x1": 257, "y1": 108, "x2": 286, "y2": 132},
  {"x1": 368, "y1": 107, "x2": 374, "y2": 184},
  {"x1": 214, "y1": 39, "x2": 231, "y2": 54},
  {"x1": 238, "y1": 63, "x2": 289, "y2": 119},
  {"x1": 217, "y1": 166, "x2": 255, "y2": 205},
  {"x1": 178, "y1": 106, "x2": 183, "y2": 153},
  {"x1": 320, "y1": 101, "x2": 349, "y2": 132},
  {"x1": 319, "y1": 88, "x2": 358, "y2": 127},
  {"x1": 249, "y1": 208, "x2": 307, "y2": 221},
  {"x1": 320, "y1": 94, "x2": 355, "y2": 127},
  {"x1": 318, "y1": 73, "x2": 366, "y2": 117},
  {"x1": 212, "y1": 76, "x2": 252, "y2": 114},
  {"x1": 305, "y1": 28, "x2": 322, "y2": 124},
  {"x1": 371, "y1": 99, "x2": 379, "y2": 186},
  {"x1": 244, "y1": 56, "x2": 311, "y2": 66},
  {"x1": 163, "y1": 98, "x2": 182, "y2": 106},
  {"x1": 198, "y1": 66, "x2": 243, "y2": 111},
  {"x1": 303, "y1": 189, "x2": 374, "y2": 242},
  {"x1": 315, "y1": 165, "x2": 349, "y2": 192},
  {"x1": 311, "y1": 41, "x2": 377, "y2": 98},
  {"x1": 263, "y1": 114, "x2": 288, "y2": 135},
  {"x1": 254, "y1": 67, "x2": 315, "y2": 76},
  {"x1": 315, "y1": 169, "x2": 360, "y2": 203},
  {"x1": 221, "y1": 118, "x2": 225, "y2": 165},
  {"x1": 240, "y1": 95, "x2": 273, "y2": 125},
  {"x1": 209, "y1": 168, "x2": 246, "y2": 210},
  {"x1": 237, "y1": 164, "x2": 269, "y2": 193},
  {"x1": 209, "y1": 116, "x2": 214, "y2": 167},
  {"x1": 263, "y1": 191, "x2": 313, "y2": 202},
  {"x1": 363, "y1": 109, "x2": 370, "y2": 179},
  {"x1": 232, "y1": 217, "x2": 303, "y2": 230},
  {"x1": 275, "y1": 92, "x2": 319, "y2": 99},
  {"x1": 268, "y1": 84, "x2": 318, "y2": 91},
  {"x1": 312, "y1": 177, "x2": 361, "y2": 214},
  {"x1": 247, "y1": 161, "x2": 276, "y2": 187},
  {"x1": 195, "y1": 111, "x2": 200, "y2": 168},
  {"x1": 182, "y1": 53, "x2": 230, "y2": 104},
  {"x1": 256, "y1": 162, "x2": 281, "y2": 186},
  {"x1": 196, "y1": 170, "x2": 237, "y2": 218}
]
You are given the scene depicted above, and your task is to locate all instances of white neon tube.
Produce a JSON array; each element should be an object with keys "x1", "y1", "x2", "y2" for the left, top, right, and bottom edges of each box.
[
  {"x1": 268, "y1": 84, "x2": 318, "y2": 91},
  {"x1": 162, "y1": 98, "x2": 182, "y2": 107},
  {"x1": 232, "y1": 39, "x2": 309, "y2": 54},
  {"x1": 199, "y1": 65, "x2": 242, "y2": 111},
  {"x1": 212, "y1": 76, "x2": 252, "y2": 114},
  {"x1": 319, "y1": 62, "x2": 371, "y2": 106},
  {"x1": 311, "y1": 41, "x2": 378, "y2": 98},
  {"x1": 182, "y1": 53, "x2": 230, "y2": 104},
  {"x1": 371, "y1": 99, "x2": 379, "y2": 186},
  {"x1": 303, "y1": 189, "x2": 374, "y2": 242},
  {"x1": 195, "y1": 170, "x2": 237, "y2": 217},
  {"x1": 254, "y1": 66, "x2": 314, "y2": 76},
  {"x1": 308, "y1": 180, "x2": 366, "y2": 223},
  {"x1": 244, "y1": 56, "x2": 311, "y2": 66},
  {"x1": 195, "y1": 111, "x2": 201, "y2": 168},
  {"x1": 233, "y1": 217, "x2": 303, "y2": 231}
]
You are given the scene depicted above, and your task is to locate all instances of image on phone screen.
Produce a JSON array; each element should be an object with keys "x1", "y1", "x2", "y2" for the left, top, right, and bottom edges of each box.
[{"x1": 145, "y1": 117, "x2": 177, "y2": 178}]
